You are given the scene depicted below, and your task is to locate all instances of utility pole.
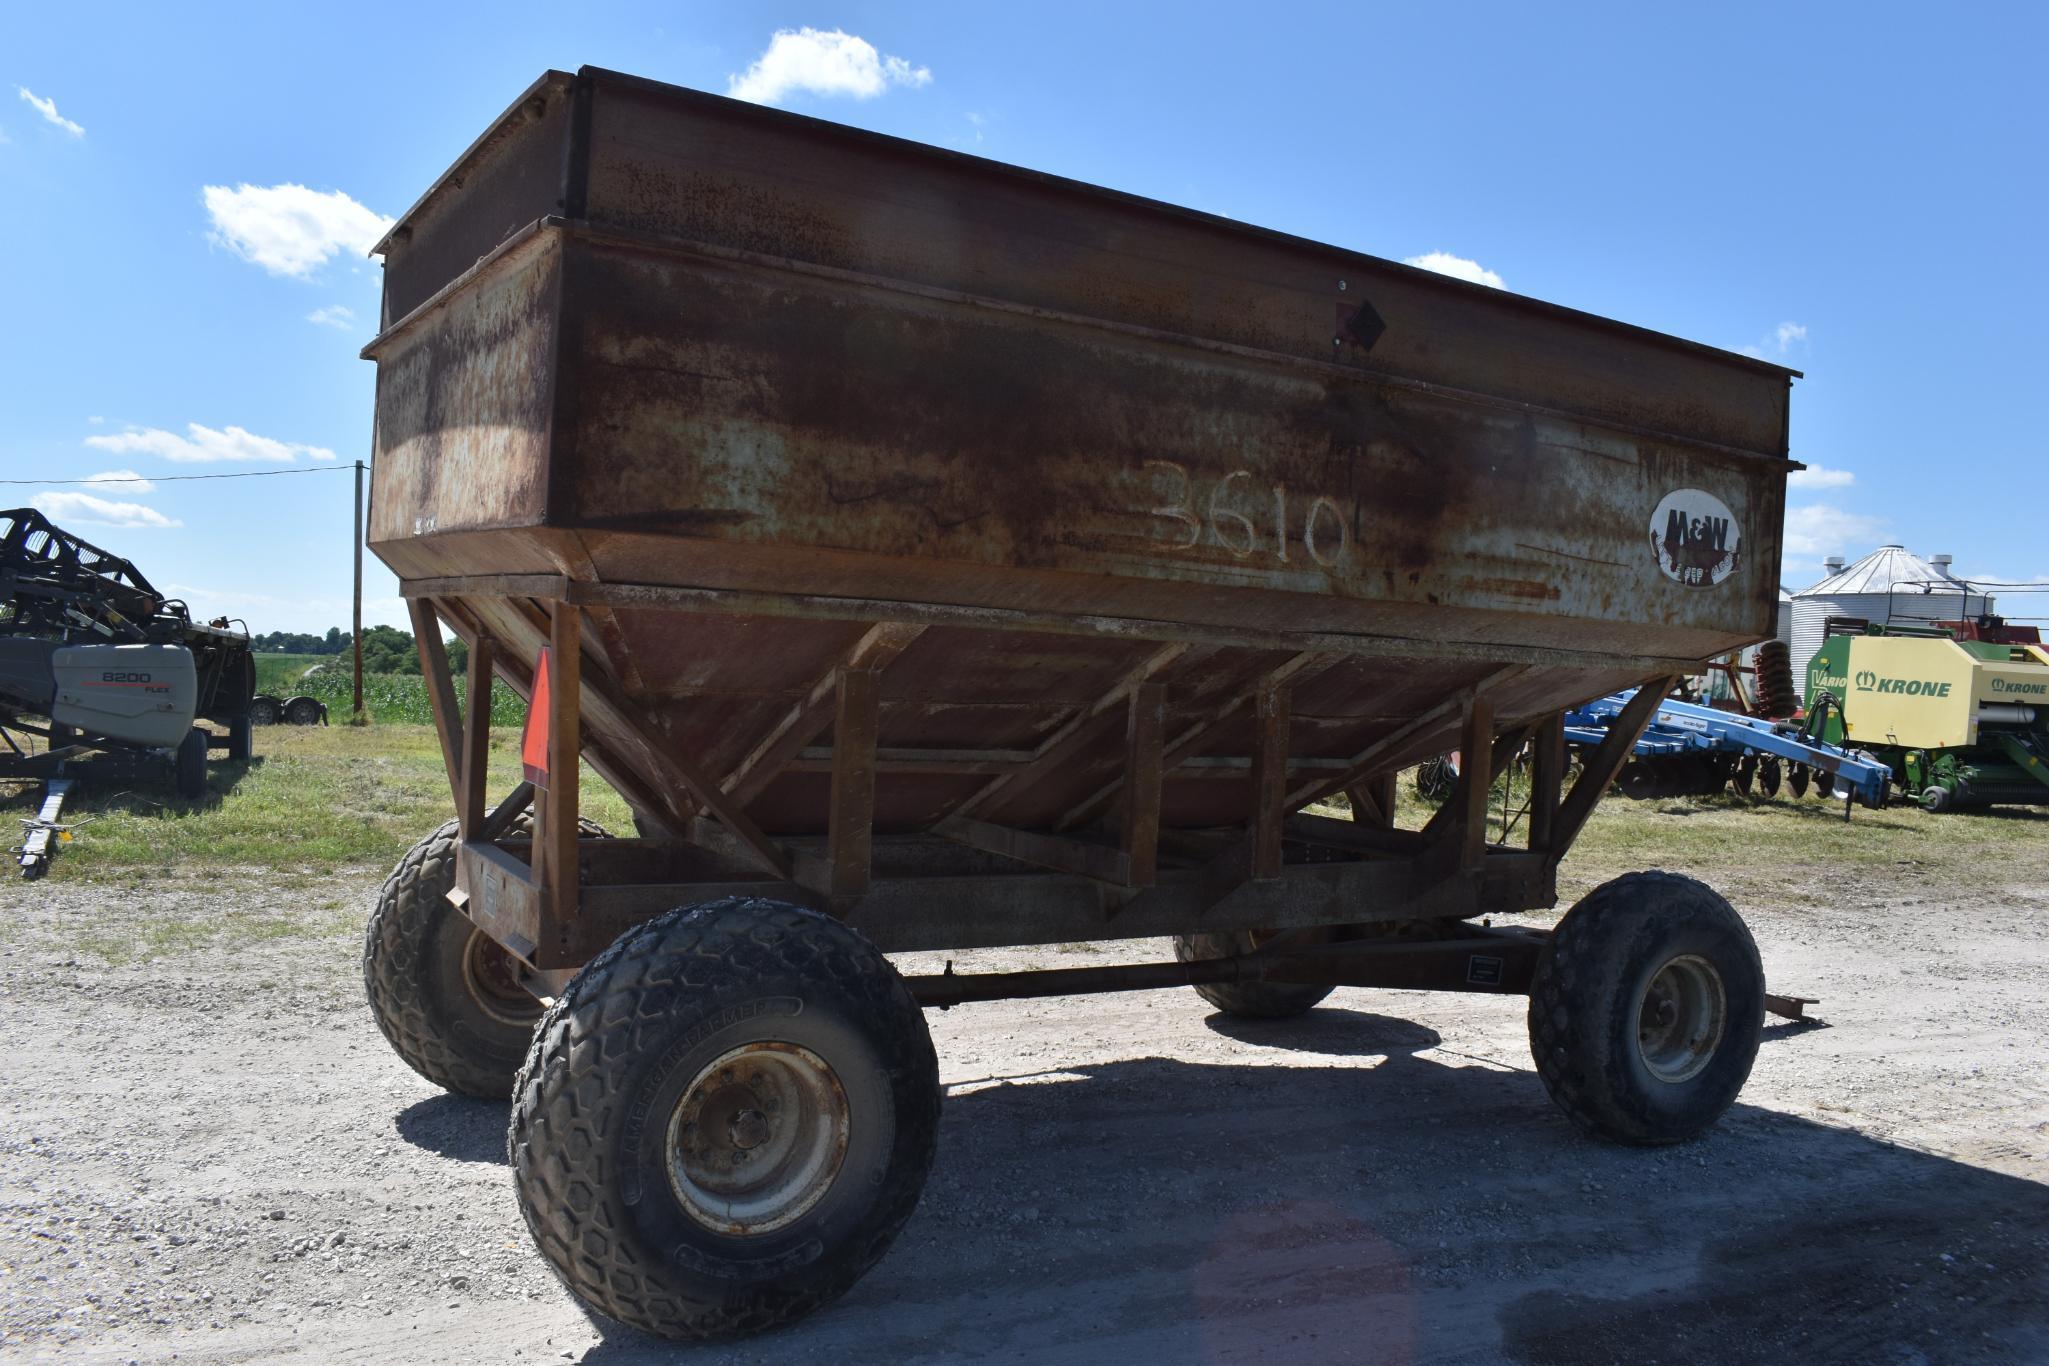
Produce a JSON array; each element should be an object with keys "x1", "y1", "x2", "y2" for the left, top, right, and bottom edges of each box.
[{"x1": 353, "y1": 459, "x2": 365, "y2": 720}]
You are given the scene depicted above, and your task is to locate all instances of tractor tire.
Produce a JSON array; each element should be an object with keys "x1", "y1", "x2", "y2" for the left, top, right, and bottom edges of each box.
[
  {"x1": 1174, "y1": 930, "x2": 1335, "y2": 1018},
  {"x1": 283, "y1": 695, "x2": 325, "y2": 727},
  {"x1": 225, "y1": 714, "x2": 255, "y2": 763},
  {"x1": 364, "y1": 815, "x2": 611, "y2": 1099},
  {"x1": 173, "y1": 727, "x2": 208, "y2": 799},
  {"x1": 509, "y1": 897, "x2": 940, "y2": 1340},
  {"x1": 1528, "y1": 871, "x2": 1764, "y2": 1145}
]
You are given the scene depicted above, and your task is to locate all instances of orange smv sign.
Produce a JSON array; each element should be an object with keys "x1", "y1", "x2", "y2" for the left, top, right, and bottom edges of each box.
[{"x1": 521, "y1": 646, "x2": 553, "y2": 787}]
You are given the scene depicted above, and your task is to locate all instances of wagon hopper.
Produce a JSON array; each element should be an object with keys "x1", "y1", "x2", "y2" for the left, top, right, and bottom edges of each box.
[{"x1": 362, "y1": 67, "x2": 1796, "y2": 1340}]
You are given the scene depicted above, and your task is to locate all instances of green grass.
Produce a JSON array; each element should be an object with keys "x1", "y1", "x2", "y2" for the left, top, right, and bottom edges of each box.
[{"x1": 0, "y1": 723, "x2": 633, "y2": 884}]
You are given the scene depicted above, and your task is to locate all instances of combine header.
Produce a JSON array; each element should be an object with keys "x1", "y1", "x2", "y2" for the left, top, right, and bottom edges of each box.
[
  {"x1": 0, "y1": 507, "x2": 257, "y2": 874},
  {"x1": 360, "y1": 67, "x2": 1802, "y2": 1341}
]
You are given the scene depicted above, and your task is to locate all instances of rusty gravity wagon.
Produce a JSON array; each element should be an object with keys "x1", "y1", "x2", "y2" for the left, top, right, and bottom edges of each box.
[{"x1": 360, "y1": 67, "x2": 1799, "y2": 1340}]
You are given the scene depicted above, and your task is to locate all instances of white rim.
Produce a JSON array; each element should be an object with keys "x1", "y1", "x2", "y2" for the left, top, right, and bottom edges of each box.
[
  {"x1": 665, "y1": 1042, "x2": 850, "y2": 1237},
  {"x1": 1635, "y1": 954, "x2": 1727, "y2": 1084}
]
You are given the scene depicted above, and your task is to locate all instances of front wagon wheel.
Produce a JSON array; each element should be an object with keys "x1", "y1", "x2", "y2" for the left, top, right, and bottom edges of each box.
[
  {"x1": 508, "y1": 898, "x2": 940, "y2": 1341},
  {"x1": 1527, "y1": 871, "x2": 1764, "y2": 1145},
  {"x1": 363, "y1": 816, "x2": 609, "y2": 1099}
]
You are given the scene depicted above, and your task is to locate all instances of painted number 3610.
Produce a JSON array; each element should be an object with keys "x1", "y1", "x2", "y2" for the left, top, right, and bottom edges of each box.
[{"x1": 1139, "y1": 460, "x2": 1351, "y2": 570}]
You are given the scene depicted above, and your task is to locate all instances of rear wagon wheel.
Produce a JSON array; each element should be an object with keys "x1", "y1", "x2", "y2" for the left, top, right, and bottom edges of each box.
[
  {"x1": 508, "y1": 897, "x2": 940, "y2": 1340},
  {"x1": 1173, "y1": 930, "x2": 1334, "y2": 1019},
  {"x1": 1527, "y1": 871, "x2": 1763, "y2": 1145}
]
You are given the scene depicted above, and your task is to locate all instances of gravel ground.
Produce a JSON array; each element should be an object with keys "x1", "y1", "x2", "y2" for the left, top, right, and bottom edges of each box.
[{"x1": 2, "y1": 871, "x2": 2046, "y2": 1364}]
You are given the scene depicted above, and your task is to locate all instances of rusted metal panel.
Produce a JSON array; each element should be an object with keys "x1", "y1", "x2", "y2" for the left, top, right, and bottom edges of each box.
[
  {"x1": 380, "y1": 68, "x2": 1793, "y2": 454},
  {"x1": 365, "y1": 66, "x2": 1794, "y2": 869}
]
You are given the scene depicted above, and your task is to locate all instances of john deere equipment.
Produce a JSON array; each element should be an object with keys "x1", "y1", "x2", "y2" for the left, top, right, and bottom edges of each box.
[{"x1": 1805, "y1": 617, "x2": 2049, "y2": 812}]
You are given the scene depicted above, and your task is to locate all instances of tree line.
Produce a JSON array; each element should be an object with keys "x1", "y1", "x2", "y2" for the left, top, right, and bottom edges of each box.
[{"x1": 255, "y1": 626, "x2": 470, "y2": 676}]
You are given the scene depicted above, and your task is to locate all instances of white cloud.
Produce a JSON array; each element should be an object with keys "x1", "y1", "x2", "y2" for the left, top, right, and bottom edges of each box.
[
  {"x1": 18, "y1": 87, "x2": 84, "y2": 137},
  {"x1": 201, "y1": 183, "x2": 394, "y2": 278},
  {"x1": 306, "y1": 304, "x2": 356, "y2": 330},
  {"x1": 31, "y1": 491, "x2": 178, "y2": 529},
  {"x1": 1402, "y1": 251, "x2": 1505, "y2": 289},
  {"x1": 1783, "y1": 503, "x2": 1884, "y2": 560},
  {"x1": 86, "y1": 421, "x2": 337, "y2": 463},
  {"x1": 1787, "y1": 463, "x2": 1854, "y2": 490},
  {"x1": 1738, "y1": 320, "x2": 1809, "y2": 359},
  {"x1": 728, "y1": 28, "x2": 933, "y2": 105},
  {"x1": 82, "y1": 469, "x2": 156, "y2": 492}
]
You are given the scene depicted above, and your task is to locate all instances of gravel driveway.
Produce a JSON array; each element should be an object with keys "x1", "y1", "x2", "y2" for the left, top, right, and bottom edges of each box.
[{"x1": 3, "y1": 872, "x2": 2046, "y2": 1364}]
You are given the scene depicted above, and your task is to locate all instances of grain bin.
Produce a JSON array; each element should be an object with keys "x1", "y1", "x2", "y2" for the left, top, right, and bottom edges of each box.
[{"x1": 1789, "y1": 545, "x2": 1990, "y2": 683}]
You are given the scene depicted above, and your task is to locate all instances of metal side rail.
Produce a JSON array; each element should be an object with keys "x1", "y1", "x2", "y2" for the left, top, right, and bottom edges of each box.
[{"x1": 1565, "y1": 690, "x2": 1894, "y2": 807}]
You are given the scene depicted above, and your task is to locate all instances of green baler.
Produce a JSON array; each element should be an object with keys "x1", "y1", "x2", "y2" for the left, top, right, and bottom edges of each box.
[{"x1": 1805, "y1": 619, "x2": 2049, "y2": 811}]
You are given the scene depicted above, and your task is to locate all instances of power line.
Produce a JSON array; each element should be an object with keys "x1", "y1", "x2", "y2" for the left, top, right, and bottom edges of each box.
[{"x1": 0, "y1": 465, "x2": 357, "y2": 486}]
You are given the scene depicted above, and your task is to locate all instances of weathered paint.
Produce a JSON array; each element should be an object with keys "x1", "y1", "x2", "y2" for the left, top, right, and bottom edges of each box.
[{"x1": 367, "y1": 67, "x2": 1793, "y2": 840}]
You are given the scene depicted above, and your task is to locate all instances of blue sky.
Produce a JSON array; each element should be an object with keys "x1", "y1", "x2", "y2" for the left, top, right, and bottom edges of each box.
[{"x1": 3, "y1": 2, "x2": 2044, "y2": 632}]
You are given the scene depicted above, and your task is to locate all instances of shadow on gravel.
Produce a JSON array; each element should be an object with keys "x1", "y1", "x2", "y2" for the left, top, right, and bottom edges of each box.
[
  {"x1": 393, "y1": 1093, "x2": 509, "y2": 1164},
  {"x1": 507, "y1": 1009, "x2": 2049, "y2": 1365},
  {"x1": 1201, "y1": 1006, "x2": 1443, "y2": 1057}
]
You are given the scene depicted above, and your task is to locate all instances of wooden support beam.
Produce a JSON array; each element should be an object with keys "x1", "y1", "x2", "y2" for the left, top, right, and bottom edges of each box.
[
  {"x1": 1286, "y1": 664, "x2": 1525, "y2": 810},
  {"x1": 1528, "y1": 713, "x2": 1565, "y2": 856},
  {"x1": 1457, "y1": 695, "x2": 1495, "y2": 872},
  {"x1": 1285, "y1": 811, "x2": 1427, "y2": 856},
  {"x1": 826, "y1": 667, "x2": 880, "y2": 898},
  {"x1": 1057, "y1": 651, "x2": 1326, "y2": 831},
  {"x1": 725, "y1": 623, "x2": 924, "y2": 804},
  {"x1": 1250, "y1": 684, "x2": 1291, "y2": 880},
  {"x1": 1121, "y1": 682, "x2": 1166, "y2": 887},
  {"x1": 458, "y1": 634, "x2": 495, "y2": 840},
  {"x1": 933, "y1": 816, "x2": 1130, "y2": 884},
  {"x1": 960, "y1": 643, "x2": 1189, "y2": 821},
  {"x1": 408, "y1": 598, "x2": 464, "y2": 811},
  {"x1": 478, "y1": 781, "x2": 535, "y2": 842},
  {"x1": 1346, "y1": 771, "x2": 1399, "y2": 830},
  {"x1": 536, "y1": 601, "x2": 583, "y2": 945},
  {"x1": 1548, "y1": 677, "x2": 1678, "y2": 860}
]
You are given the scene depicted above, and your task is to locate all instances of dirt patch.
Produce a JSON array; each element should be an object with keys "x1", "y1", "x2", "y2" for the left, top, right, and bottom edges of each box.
[{"x1": 2, "y1": 870, "x2": 2046, "y2": 1363}]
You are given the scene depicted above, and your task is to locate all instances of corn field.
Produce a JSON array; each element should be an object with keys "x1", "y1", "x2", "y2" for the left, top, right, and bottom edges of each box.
[{"x1": 295, "y1": 667, "x2": 529, "y2": 727}]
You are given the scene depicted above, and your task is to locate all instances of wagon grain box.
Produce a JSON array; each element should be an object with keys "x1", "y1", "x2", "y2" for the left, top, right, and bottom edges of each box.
[{"x1": 362, "y1": 66, "x2": 1796, "y2": 1339}]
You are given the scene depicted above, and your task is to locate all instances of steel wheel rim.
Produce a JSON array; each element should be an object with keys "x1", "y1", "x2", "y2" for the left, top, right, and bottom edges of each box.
[
  {"x1": 1635, "y1": 954, "x2": 1726, "y2": 1084},
  {"x1": 666, "y1": 1042, "x2": 850, "y2": 1237},
  {"x1": 461, "y1": 929, "x2": 543, "y2": 1028}
]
